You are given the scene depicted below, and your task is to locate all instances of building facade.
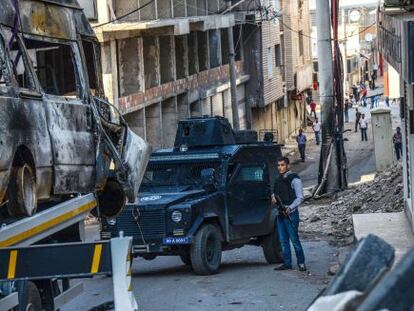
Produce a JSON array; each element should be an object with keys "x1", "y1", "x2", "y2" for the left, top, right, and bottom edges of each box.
[
  {"x1": 379, "y1": 5, "x2": 414, "y2": 230},
  {"x1": 80, "y1": 0, "x2": 249, "y2": 149},
  {"x1": 235, "y1": 0, "x2": 313, "y2": 143}
]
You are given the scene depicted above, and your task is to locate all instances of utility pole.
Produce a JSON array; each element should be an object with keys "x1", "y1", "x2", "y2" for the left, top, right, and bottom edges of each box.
[
  {"x1": 315, "y1": 0, "x2": 339, "y2": 193},
  {"x1": 226, "y1": 1, "x2": 240, "y2": 131}
]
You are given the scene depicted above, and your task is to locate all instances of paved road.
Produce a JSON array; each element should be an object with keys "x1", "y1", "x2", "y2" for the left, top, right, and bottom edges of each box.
[
  {"x1": 293, "y1": 102, "x2": 400, "y2": 187},
  {"x1": 62, "y1": 238, "x2": 340, "y2": 311}
]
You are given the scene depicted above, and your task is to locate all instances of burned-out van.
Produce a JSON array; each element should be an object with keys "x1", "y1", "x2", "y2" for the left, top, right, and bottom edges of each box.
[{"x1": 0, "y1": 0, "x2": 149, "y2": 218}]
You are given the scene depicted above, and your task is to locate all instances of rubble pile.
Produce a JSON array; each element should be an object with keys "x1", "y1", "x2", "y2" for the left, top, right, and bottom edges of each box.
[{"x1": 300, "y1": 164, "x2": 404, "y2": 246}]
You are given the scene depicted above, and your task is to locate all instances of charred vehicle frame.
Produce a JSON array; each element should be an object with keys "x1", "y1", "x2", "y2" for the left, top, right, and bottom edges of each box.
[{"x1": 0, "y1": 0, "x2": 149, "y2": 219}]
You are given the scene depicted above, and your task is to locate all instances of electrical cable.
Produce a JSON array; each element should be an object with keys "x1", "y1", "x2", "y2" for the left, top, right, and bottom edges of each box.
[{"x1": 93, "y1": 0, "x2": 156, "y2": 29}]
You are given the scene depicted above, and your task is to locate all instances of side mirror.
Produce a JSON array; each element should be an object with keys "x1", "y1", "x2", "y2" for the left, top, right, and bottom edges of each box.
[{"x1": 201, "y1": 168, "x2": 216, "y2": 191}]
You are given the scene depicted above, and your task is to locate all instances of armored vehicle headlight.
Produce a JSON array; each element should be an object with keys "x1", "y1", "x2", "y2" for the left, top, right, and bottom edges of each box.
[
  {"x1": 107, "y1": 218, "x2": 117, "y2": 226},
  {"x1": 171, "y1": 210, "x2": 183, "y2": 223}
]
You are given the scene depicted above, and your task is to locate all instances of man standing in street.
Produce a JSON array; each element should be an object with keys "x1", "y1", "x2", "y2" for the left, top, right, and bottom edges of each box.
[
  {"x1": 272, "y1": 157, "x2": 306, "y2": 271},
  {"x1": 344, "y1": 98, "x2": 350, "y2": 123},
  {"x1": 355, "y1": 108, "x2": 361, "y2": 133},
  {"x1": 296, "y1": 129, "x2": 307, "y2": 162},
  {"x1": 352, "y1": 84, "x2": 359, "y2": 102},
  {"x1": 312, "y1": 118, "x2": 321, "y2": 145},
  {"x1": 393, "y1": 127, "x2": 403, "y2": 161},
  {"x1": 309, "y1": 101, "x2": 317, "y2": 118},
  {"x1": 359, "y1": 114, "x2": 368, "y2": 141}
]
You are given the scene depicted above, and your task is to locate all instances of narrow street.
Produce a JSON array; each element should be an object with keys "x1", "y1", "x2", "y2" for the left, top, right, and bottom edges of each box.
[{"x1": 61, "y1": 101, "x2": 400, "y2": 311}]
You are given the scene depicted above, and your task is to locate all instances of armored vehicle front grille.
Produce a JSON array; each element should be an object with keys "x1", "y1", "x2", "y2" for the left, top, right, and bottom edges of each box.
[{"x1": 115, "y1": 207, "x2": 166, "y2": 243}]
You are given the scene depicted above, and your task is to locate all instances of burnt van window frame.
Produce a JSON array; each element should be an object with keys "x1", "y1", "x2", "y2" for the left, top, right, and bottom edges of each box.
[
  {"x1": 20, "y1": 34, "x2": 84, "y2": 99},
  {"x1": 1, "y1": 26, "x2": 37, "y2": 91},
  {"x1": 80, "y1": 37, "x2": 104, "y2": 97}
]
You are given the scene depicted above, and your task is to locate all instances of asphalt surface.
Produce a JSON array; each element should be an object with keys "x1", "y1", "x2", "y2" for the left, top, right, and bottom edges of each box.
[{"x1": 62, "y1": 238, "x2": 339, "y2": 311}]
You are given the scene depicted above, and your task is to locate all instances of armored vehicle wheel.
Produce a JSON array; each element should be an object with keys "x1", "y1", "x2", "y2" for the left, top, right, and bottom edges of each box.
[
  {"x1": 179, "y1": 251, "x2": 192, "y2": 266},
  {"x1": 17, "y1": 281, "x2": 42, "y2": 311},
  {"x1": 190, "y1": 224, "x2": 222, "y2": 275},
  {"x1": 262, "y1": 225, "x2": 283, "y2": 264},
  {"x1": 7, "y1": 164, "x2": 37, "y2": 217}
]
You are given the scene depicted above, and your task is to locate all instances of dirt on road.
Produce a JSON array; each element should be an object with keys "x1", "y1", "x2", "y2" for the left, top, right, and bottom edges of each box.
[{"x1": 300, "y1": 164, "x2": 404, "y2": 246}]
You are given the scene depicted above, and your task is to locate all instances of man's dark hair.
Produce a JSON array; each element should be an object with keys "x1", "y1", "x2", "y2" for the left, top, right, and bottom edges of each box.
[{"x1": 277, "y1": 157, "x2": 290, "y2": 165}]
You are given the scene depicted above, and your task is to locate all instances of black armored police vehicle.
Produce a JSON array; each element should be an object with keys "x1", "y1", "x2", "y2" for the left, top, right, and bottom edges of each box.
[{"x1": 102, "y1": 116, "x2": 284, "y2": 275}]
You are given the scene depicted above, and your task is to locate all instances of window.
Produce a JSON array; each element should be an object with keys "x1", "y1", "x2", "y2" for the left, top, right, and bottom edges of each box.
[
  {"x1": 2, "y1": 28, "x2": 35, "y2": 89},
  {"x1": 23, "y1": 37, "x2": 80, "y2": 97},
  {"x1": 235, "y1": 166, "x2": 265, "y2": 183},
  {"x1": 275, "y1": 44, "x2": 282, "y2": 67},
  {"x1": 298, "y1": 31, "x2": 304, "y2": 57},
  {"x1": 267, "y1": 47, "x2": 273, "y2": 78},
  {"x1": 81, "y1": 39, "x2": 100, "y2": 96}
]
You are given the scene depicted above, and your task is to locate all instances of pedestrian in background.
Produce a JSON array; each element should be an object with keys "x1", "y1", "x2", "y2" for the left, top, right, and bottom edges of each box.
[
  {"x1": 296, "y1": 129, "x2": 307, "y2": 162},
  {"x1": 385, "y1": 96, "x2": 390, "y2": 107},
  {"x1": 393, "y1": 127, "x2": 402, "y2": 161},
  {"x1": 360, "y1": 87, "x2": 368, "y2": 107},
  {"x1": 359, "y1": 114, "x2": 368, "y2": 141},
  {"x1": 272, "y1": 157, "x2": 306, "y2": 271},
  {"x1": 312, "y1": 118, "x2": 321, "y2": 145},
  {"x1": 309, "y1": 101, "x2": 317, "y2": 118},
  {"x1": 355, "y1": 108, "x2": 361, "y2": 133},
  {"x1": 352, "y1": 84, "x2": 359, "y2": 102},
  {"x1": 344, "y1": 99, "x2": 350, "y2": 123}
]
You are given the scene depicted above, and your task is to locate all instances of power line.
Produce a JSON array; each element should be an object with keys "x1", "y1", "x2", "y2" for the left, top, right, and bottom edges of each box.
[{"x1": 93, "y1": 0, "x2": 156, "y2": 29}]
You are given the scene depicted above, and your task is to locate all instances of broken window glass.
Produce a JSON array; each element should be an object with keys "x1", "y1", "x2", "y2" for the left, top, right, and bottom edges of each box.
[
  {"x1": 81, "y1": 39, "x2": 99, "y2": 96},
  {"x1": 22, "y1": 37, "x2": 80, "y2": 98},
  {"x1": 2, "y1": 27, "x2": 35, "y2": 90}
]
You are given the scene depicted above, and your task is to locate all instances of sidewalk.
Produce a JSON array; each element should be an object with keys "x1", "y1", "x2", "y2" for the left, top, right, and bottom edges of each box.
[{"x1": 353, "y1": 212, "x2": 414, "y2": 265}]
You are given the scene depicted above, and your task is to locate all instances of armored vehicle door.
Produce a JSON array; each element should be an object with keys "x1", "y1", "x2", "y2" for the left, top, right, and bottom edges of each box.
[
  {"x1": 21, "y1": 36, "x2": 96, "y2": 194},
  {"x1": 227, "y1": 163, "x2": 272, "y2": 240}
]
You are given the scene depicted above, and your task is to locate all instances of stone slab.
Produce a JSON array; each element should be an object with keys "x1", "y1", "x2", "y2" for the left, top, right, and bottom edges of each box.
[{"x1": 353, "y1": 212, "x2": 414, "y2": 264}]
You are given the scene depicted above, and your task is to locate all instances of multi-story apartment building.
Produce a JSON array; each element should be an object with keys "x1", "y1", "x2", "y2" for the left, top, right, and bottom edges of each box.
[
  {"x1": 79, "y1": 0, "x2": 312, "y2": 147},
  {"x1": 234, "y1": 0, "x2": 313, "y2": 143},
  {"x1": 79, "y1": 0, "x2": 249, "y2": 148}
]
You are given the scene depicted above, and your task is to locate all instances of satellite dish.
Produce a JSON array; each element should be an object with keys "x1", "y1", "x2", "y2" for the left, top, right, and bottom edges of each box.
[
  {"x1": 365, "y1": 33, "x2": 373, "y2": 42},
  {"x1": 349, "y1": 10, "x2": 361, "y2": 22}
]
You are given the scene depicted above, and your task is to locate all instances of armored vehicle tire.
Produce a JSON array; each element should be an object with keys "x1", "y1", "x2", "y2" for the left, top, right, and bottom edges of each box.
[
  {"x1": 262, "y1": 226, "x2": 283, "y2": 264},
  {"x1": 190, "y1": 224, "x2": 222, "y2": 275},
  {"x1": 179, "y1": 251, "x2": 192, "y2": 266},
  {"x1": 18, "y1": 281, "x2": 42, "y2": 311},
  {"x1": 7, "y1": 164, "x2": 37, "y2": 217}
]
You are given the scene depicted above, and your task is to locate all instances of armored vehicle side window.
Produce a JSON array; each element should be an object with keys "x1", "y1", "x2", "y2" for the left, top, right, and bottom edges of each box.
[
  {"x1": 234, "y1": 166, "x2": 265, "y2": 183},
  {"x1": 2, "y1": 28, "x2": 35, "y2": 90},
  {"x1": 22, "y1": 37, "x2": 80, "y2": 98},
  {"x1": 81, "y1": 39, "x2": 101, "y2": 96}
]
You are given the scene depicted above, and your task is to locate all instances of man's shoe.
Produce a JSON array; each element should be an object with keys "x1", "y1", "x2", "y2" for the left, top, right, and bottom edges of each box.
[
  {"x1": 298, "y1": 263, "x2": 307, "y2": 271},
  {"x1": 274, "y1": 264, "x2": 292, "y2": 271}
]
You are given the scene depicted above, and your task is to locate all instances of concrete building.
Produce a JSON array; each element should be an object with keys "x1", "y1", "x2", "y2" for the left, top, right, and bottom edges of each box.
[
  {"x1": 379, "y1": 4, "x2": 414, "y2": 230},
  {"x1": 234, "y1": 0, "x2": 313, "y2": 143},
  {"x1": 79, "y1": 0, "x2": 249, "y2": 148},
  {"x1": 309, "y1": 0, "x2": 378, "y2": 94}
]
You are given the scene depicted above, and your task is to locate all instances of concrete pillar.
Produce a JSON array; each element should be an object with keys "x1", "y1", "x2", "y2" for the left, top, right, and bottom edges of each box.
[
  {"x1": 188, "y1": 32, "x2": 199, "y2": 75},
  {"x1": 118, "y1": 37, "x2": 144, "y2": 96},
  {"x1": 97, "y1": 0, "x2": 111, "y2": 24},
  {"x1": 223, "y1": 89, "x2": 233, "y2": 126},
  {"x1": 161, "y1": 97, "x2": 178, "y2": 147},
  {"x1": 208, "y1": 29, "x2": 221, "y2": 68},
  {"x1": 175, "y1": 36, "x2": 189, "y2": 79},
  {"x1": 371, "y1": 108, "x2": 393, "y2": 171},
  {"x1": 177, "y1": 93, "x2": 190, "y2": 120},
  {"x1": 123, "y1": 109, "x2": 146, "y2": 140},
  {"x1": 145, "y1": 103, "x2": 162, "y2": 148},
  {"x1": 197, "y1": 31, "x2": 209, "y2": 71},
  {"x1": 143, "y1": 36, "x2": 160, "y2": 89},
  {"x1": 212, "y1": 93, "x2": 224, "y2": 117},
  {"x1": 110, "y1": 40, "x2": 119, "y2": 107},
  {"x1": 159, "y1": 36, "x2": 175, "y2": 84}
]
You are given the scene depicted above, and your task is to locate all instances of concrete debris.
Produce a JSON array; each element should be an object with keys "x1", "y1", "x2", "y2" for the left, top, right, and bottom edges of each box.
[
  {"x1": 328, "y1": 264, "x2": 340, "y2": 276},
  {"x1": 300, "y1": 164, "x2": 403, "y2": 246}
]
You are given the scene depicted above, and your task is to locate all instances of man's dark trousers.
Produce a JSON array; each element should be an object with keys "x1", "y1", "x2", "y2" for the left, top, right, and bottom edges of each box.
[
  {"x1": 298, "y1": 144, "x2": 306, "y2": 161},
  {"x1": 361, "y1": 128, "x2": 368, "y2": 141},
  {"x1": 277, "y1": 210, "x2": 305, "y2": 268},
  {"x1": 395, "y1": 142, "x2": 402, "y2": 160}
]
